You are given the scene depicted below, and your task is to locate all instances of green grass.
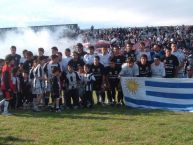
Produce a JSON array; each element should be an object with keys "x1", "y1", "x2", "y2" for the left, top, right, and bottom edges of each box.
[{"x1": 1, "y1": 106, "x2": 193, "y2": 145}]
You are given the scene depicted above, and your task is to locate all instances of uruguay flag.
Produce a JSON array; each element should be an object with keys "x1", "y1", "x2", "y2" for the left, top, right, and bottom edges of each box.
[{"x1": 121, "y1": 77, "x2": 193, "y2": 112}]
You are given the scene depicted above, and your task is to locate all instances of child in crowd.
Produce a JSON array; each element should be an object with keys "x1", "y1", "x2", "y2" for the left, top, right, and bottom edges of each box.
[
  {"x1": 32, "y1": 56, "x2": 46, "y2": 111},
  {"x1": 11, "y1": 67, "x2": 22, "y2": 109},
  {"x1": 64, "y1": 63, "x2": 80, "y2": 109},
  {"x1": 21, "y1": 71, "x2": 32, "y2": 109},
  {"x1": 77, "y1": 65, "x2": 85, "y2": 107},
  {"x1": 51, "y1": 67, "x2": 62, "y2": 112},
  {"x1": 29, "y1": 58, "x2": 38, "y2": 111},
  {"x1": 82, "y1": 64, "x2": 95, "y2": 108}
]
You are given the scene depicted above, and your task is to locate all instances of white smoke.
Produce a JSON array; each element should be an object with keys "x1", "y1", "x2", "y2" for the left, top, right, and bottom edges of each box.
[{"x1": 0, "y1": 26, "x2": 83, "y2": 59}]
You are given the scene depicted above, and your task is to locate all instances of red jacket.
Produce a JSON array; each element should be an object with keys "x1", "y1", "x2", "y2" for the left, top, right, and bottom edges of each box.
[{"x1": 0, "y1": 64, "x2": 14, "y2": 91}]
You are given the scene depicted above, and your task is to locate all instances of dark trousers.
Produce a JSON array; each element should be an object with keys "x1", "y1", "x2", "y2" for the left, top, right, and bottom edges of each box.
[
  {"x1": 65, "y1": 89, "x2": 79, "y2": 108},
  {"x1": 82, "y1": 91, "x2": 93, "y2": 107},
  {"x1": 95, "y1": 90, "x2": 105, "y2": 103},
  {"x1": 107, "y1": 85, "x2": 117, "y2": 103},
  {"x1": 10, "y1": 92, "x2": 23, "y2": 109},
  {"x1": 93, "y1": 83, "x2": 105, "y2": 103},
  {"x1": 23, "y1": 92, "x2": 33, "y2": 104}
]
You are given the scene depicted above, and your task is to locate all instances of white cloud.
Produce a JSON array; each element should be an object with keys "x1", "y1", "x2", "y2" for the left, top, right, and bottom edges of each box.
[{"x1": 0, "y1": 0, "x2": 192, "y2": 28}]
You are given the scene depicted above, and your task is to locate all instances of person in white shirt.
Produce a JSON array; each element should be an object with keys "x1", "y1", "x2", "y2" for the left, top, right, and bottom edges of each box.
[
  {"x1": 62, "y1": 48, "x2": 72, "y2": 72},
  {"x1": 19, "y1": 49, "x2": 28, "y2": 64},
  {"x1": 119, "y1": 57, "x2": 139, "y2": 77},
  {"x1": 151, "y1": 55, "x2": 165, "y2": 78},
  {"x1": 99, "y1": 47, "x2": 111, "y2": 67},
  {"x1": 83, "y1": 45, "x2": 96, "y2": 65},
  {"x1": 136, "y1": 41, "x2": 152, "y2": 62}
]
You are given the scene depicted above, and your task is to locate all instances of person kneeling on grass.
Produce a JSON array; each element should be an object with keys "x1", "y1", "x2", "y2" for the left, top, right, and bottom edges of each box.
[
  {"x1": 51, "y1": 67, "x2": 62, "y2": 112},
  {"x1": 0, "y1": 55, "x2": 15, "y2": 115}
]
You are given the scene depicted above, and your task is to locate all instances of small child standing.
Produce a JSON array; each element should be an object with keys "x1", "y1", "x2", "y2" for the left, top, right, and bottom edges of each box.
[
  {"x1": 64, "y1": 63, "x2": 80, "y2": 109},
  {"x1": 51, "y1": 67, "x2": 61, "y2": 112},
  {"x1": 82, "y1": 64, "x2": 95, "y2": 108},
  {"x1": 32, "y1": 56, "x2": 46, "y2": 111},
  {"x1": 77, "y1": 65, "x2": 85, "y2": 107},
  {"x1": 21, "y1": 71, "x2": 32, "y2": 109}
]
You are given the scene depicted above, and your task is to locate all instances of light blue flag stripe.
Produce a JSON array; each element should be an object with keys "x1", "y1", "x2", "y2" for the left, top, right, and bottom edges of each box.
[
  {"x1": 145, "y1": 81, "x2": 193, "y2": 88},
  {"x1": 125, "y1": 96, "x2": 193, "y2": 109}
]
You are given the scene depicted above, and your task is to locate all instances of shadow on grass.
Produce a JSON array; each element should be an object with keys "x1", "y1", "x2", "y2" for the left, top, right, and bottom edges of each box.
[
  {"x1": 11, "y1": 105, "x2": 178, "y2": 120},
  {"x1": 0, "y1": 136, "x2": 33, "y2": 145}
]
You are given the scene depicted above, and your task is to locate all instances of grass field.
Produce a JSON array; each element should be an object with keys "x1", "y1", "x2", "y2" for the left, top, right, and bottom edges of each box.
[{"x1": 1, "y1": 105, "x2": 193, "y2": 145}]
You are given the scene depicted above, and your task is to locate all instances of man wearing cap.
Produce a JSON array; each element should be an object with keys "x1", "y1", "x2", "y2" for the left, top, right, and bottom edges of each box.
[{"x1": 151, "y1": 55, "x2": 165, "y2": 78}]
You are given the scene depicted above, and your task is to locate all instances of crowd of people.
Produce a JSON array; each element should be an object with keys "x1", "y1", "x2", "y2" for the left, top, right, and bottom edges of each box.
[{"x1": 0, "y1": 25, "x2": 193, "y2": 115}]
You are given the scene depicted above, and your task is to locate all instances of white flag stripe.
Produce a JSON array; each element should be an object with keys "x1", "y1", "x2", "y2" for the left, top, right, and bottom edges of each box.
[{"x1": 146, "y1": 86, "x2": 193, "y2": 94}]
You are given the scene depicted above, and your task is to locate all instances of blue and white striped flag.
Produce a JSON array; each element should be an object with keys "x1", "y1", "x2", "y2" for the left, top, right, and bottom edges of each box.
[{"x1": 121, "y1": 77, "x2": 193, "y2": 112}]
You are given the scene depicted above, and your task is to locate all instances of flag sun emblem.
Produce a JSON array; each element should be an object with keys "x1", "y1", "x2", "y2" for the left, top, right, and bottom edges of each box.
[{"x1": 127, "y1": 79, "x2": 139, "y2": 94}]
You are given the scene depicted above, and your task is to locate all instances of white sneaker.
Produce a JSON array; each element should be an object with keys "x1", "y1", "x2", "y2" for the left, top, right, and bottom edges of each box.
[{"x1": 2, "y1": 112, "x2": 12, "y2": 116}]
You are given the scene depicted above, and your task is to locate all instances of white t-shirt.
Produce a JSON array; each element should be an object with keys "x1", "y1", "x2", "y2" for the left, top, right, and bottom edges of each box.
[
  {"x1": 20, "y1": 57, "x2": 26, "y2": 64},
  {"x1": 99, "y1": 53, "x2": 111, "y2": 67},
  {"x1": 119, "y1": 63, "x2": 139, "y2": 77},
  {"x1": 62, "y1": 56, "x2": 72, "y2": 72},
  {"x1": 151, "y1": 62, "x2": 165, "y2": 78},
  {"x1": 83, "y1": 53, "x2": 96, "y2": 65}
]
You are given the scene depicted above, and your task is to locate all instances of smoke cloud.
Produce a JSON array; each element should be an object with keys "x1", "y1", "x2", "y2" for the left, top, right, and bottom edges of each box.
[{"x1": 0, "y1": 26, "x2": 83, "y2": 59}]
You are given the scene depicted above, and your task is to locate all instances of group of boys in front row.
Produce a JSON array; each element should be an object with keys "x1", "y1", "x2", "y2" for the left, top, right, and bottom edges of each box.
[{"x1": 0, "y1": 41, "x2": 193, "y2": 115}]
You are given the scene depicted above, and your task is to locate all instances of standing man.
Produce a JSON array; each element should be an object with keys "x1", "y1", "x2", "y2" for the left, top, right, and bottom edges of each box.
[
  {"x1": 0, "y1": 55, "x2": 15, "y2": 115},
  {"x1": 7, "y1": 46, "x2": 21, "y2": 67},
  {"x1": 164, "y1": 47, "x2": 179, "y2": 78},
  {"x1": 76, "y1": 43, "x2": 87, "y2": 60},
  {"x1": 171, "y1": 42, "x2": 185, "y2": 78}
]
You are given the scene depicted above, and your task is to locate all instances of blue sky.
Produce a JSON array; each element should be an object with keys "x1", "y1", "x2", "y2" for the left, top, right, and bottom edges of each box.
[{"x1": 0, "y1": 0, "x2": 192, "y2": 29}]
